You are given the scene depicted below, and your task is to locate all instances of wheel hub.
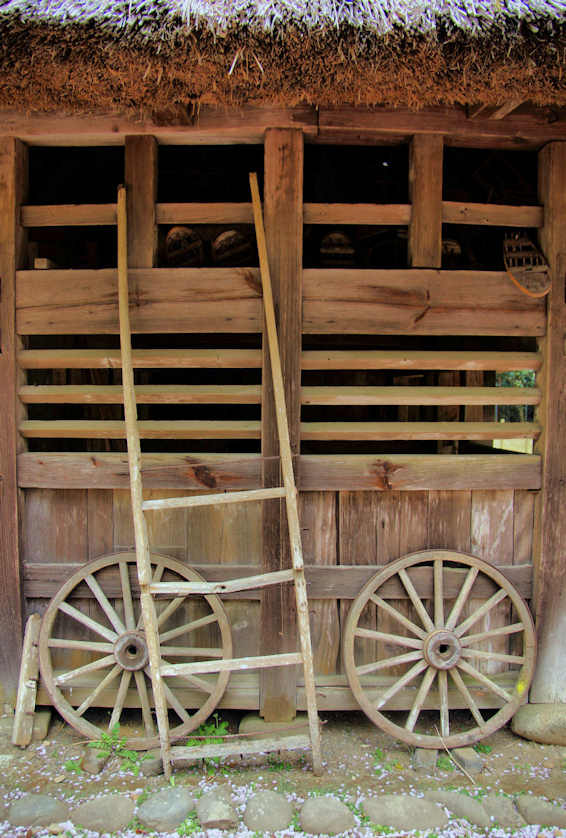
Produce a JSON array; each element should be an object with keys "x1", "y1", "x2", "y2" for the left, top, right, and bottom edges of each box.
[
  {"x1": 423, "y1": 629, "x2": 461, "y2": 670},
  {"x1": 113, "y1": 631, "x2": 149, "y2": 671}
]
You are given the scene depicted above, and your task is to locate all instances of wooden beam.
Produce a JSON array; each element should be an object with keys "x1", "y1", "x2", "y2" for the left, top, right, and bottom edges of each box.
[
  {"x1": 17, "y1": 452, "x2": 541, "y2": 491},
  {"x1": 260, "y1": 128, "x2": 303, "y2": 721},
  {"x1": 0, "y1": 136, "x2": 26, "y2": 704},
  {"x1": 304, "y1": 204, "x2": 411, "y2": 225},
  {"x1": 530, "y1": 142, "x2": 566, "y2": 703},
  {"x1": 301, "y1": 386, "x2": 540, "y2": 406},
  {"x1": 125, "y1": 136, "x2": 158, "y2": 268},
  {"x1": 300, "y1": 421, "x2": 539, "y2": 441},
  {"x1": 490, "y1": 99, "x2": 525, "y2": 120},
  {"x1": 302, "y1": 269, "x2": 546, "y2": 335},
  {"x1": 19, "y1": 348, "x2": 262, "y2": 369},
  {"x1": 18, "y1": 384, "x2": 261, "y2": 404},
  {"x1": 301, "y1": 350, "x2": 542, "y2": 372},
  {"x1": 21, "y1": 204, "x2": 117, "y2": 227},
  {"x1": 19, "y1": 419, "x2": 261, "y2": 439},
  {"x1": 157, "y1": 203, "x2": 254, "y2": 225},
  {"x1": 442, "y1": 202, "x2": 543, "y2": 228},
  {"x1": 409, "y1": 134, "x2": 443, "y2": 268}
]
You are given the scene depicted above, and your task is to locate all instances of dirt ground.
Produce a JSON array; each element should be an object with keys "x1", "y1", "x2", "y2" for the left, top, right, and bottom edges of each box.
[{"x1": 1, "y1": 708, "x2": 565, "y2": 836}]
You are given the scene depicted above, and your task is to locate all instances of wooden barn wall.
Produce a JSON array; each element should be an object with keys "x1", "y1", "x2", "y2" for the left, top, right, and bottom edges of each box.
[{"x1": 22, "y1": 487, "x2": 534, "y2": 678}]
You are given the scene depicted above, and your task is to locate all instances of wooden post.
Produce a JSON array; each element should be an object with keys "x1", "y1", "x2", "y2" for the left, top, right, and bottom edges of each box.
[
  {"x1": 0, "y1": 137, "x2": 27, "y2": 706},
  {"x1": 408, "y1": 134, "x2": 443, "y2": 269},
  {"x1": 125, "y1": 136, "x2": 158, "y2": 268},
  {"x1": 260, "y1": 128, "x2": 303, "y2": 721},
  {"x1": 530, "y1": 142, "x2": 566, "y2": 703}
]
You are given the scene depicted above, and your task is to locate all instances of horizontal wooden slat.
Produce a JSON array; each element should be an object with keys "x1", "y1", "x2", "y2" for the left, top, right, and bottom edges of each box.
[
  {"x1": 21, "y1": 204, "x2": 117, "y2": 227},
  {"x1": 16, "y1": 268, "x2": 263, "y2": 334},
  {"x1": 301, "y1": 350, "x2": 542, "y2": 371},
  {"x1": 301, "y1": 422, "x2": 540, "y2": 441},
  {"x1": 152, "y1": 568, "x2": 294, "y2": 596},
  {"x1": 303, "y1": 269, "x2": 546, "y2": 335},
  {"x1": 298, "y1": 454, "x2": 541, "y2": 490},
  {"x1": 17, "y1": 452, "x2": 541, "y2": 491},
  {"x1": 304, "y1": 203, "x2": 411, "y2": 225},
  {"x1": 156, "y1": 203, "x2": 253, "y2": 224},
  {"x1": 19, "y1": 420, "x2": 260, "y2": 439},
  {"x1": 161, "y1": 652, "x2": 303, "y2": 677},
  {"x1": 301, "y1": 386, "x2": 540, "y2": 406},
  {"x1": 170, "y1": 734, "x2": 311, "y2": 766},
  {"x1": 442, "y1": 202, "x2": 543, "y2": 227},
  {"x1": 23, "y1": 560, "x2": 533, "y2": 600},
  {"x1": 19, "y1": 384, "x2": 261, "y2": 404},
  {"x1": 142, "y1": 487, "x2": 285, "y2": 511},
  {"x1": 18, "y1": 348, "x2": 263, "y2": 369}
]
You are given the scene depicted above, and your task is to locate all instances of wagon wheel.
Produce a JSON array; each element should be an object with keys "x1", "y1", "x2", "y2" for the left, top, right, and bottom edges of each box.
[
  {"x1": 344, "y1": 550, "x2": 535, "y2": 749},
  {"x1": 39, "y1": 552, "x2": 232, "y2": 750}
]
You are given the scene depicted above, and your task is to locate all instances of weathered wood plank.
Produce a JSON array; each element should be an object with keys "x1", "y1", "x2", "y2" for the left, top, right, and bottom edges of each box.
[
  {"x1": 442, "y1": 202, "x2": 543, "y2": 227},
  {"x1": 23, "y1": 560, "x2": 534, "y2": 600},
  {"x1": 19, "y1": 348, "x2": 262, "y2": 369},
  {"x1": 0, "y1": 136, "x2": 27, "y2": 703},
  {"x1": 260, "y1": 128, "x2": 303, "y2": 721},
  {"x1": 19, "y1": 384, "x2": 261, "y2": 404},
  {"x1": 16, "y1": 268, "x2": 262, "y2": 334},
  {"x1": 531, "y1": 143, "x2": 566, "y2": 703},
  {"x1": 409, "y1": 135, "x2": 443, "y2": 268},
  {"x1": 156, "y1": 203, "x2": 254, "y2": 225},
  {"x1": 19, "y1": 419, "x2": 261, "y2": 439},
  {"x1": 304, "y1": 204, "x2": 411, "y2": 225},
  {"x1": 21, "y1": 204, "x2": 117, "y2": 226},
  {"x1": 18, "y1": 453, "x2": 542, "y2": 491},
  {"x1": 301, "y1": 386, "x2": 540, "y2": 406},
  {"x1": 125, "y1": 136, "x2": 158, "y2": 268},
  {"x1": 11, "y1": 614, "x2": 41, "y2": 747},
  {"x1": 170, "y1": 733, "x2": 311, "y2": 765},
  {"x1": 302, "y1": 269, "x2": 546, "y2": 335},
  {"x1": 300, "y1": 422, "x2": 539, "y2": 441},
  {"x1": 513, "y1": 490, "x2": 535, "y2": 566},
  {"x1": 301, "y1": 350, "x2": 542, "y2": 371}
]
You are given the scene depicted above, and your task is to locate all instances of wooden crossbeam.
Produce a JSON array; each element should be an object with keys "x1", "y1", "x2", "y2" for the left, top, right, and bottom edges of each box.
[
  {"x1": 151, "y1": 568, "x2": 295, "y2": 596},
  {"x1": 18, "y1": 348, "x2": 262, "y2": 369},
  {"x1": 301, "y1": 350, "x2": 542, "y2": 371},
  {"x1": 142, "y1": 487, "x2": 286, "y2": 511},
  {"x1": 161, "y1": 652, "x2": 303, "y2": 677}
]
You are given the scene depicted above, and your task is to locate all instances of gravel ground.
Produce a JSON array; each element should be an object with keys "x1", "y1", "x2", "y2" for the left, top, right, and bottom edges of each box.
[{"x1": 1, "y1": 709, "x2": 566, "y2": 837}]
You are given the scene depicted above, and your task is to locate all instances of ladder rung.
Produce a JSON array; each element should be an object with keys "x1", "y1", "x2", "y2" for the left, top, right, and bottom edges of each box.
[
  {"x1": 151, "y1": 568, "x2": 295, "y2": 596},
  {"x1": 170, "y1": 733, "x2": 310, "y2": 766},
  {"x1": 161, "y1": 652, "x2": 303, "y2": 677},
  {"x1": 142, "y1": 487, "x2": 287, "y2": 511}
]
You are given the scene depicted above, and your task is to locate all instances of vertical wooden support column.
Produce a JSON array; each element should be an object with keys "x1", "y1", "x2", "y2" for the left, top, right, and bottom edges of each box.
[
  {"x1": 125, "y1": 136, "x2": 158, "y2": 268},
  {"x1": 408, "y1": 134, "x2": 443, "y2": 269},
  {"x1": 530, "y1": 142, "x2": 566, "y2": 703},
  {"x1": 0, "y1": 137, "x2": 27, "y2": 705},
  {"x1": 260, "y1": 128, "x2": 303, "y2": 720}
]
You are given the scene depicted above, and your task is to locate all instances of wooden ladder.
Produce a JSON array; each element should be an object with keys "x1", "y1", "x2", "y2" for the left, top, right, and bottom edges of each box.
[{"x1": 116, "y1": 175, "x2": 322, "y2": 778}]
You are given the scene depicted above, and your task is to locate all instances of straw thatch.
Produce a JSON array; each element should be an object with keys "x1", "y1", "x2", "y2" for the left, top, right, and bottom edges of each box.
[{"x1": 1, "y1": 0, "x2": 566, "y2": 112}]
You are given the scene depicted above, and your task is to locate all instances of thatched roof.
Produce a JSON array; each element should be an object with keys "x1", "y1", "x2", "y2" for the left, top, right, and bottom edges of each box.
[{"x1": 1, "y1": 0, "x2": 566, "y2": 112}]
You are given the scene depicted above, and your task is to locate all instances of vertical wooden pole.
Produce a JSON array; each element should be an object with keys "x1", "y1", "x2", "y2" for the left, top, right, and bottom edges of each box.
[
  {"x1": 125, "y1": 136, "x2": 158, "y2": 268},
  {"x1": 530, "y1": 142, "x2": 566, "y2": 703},
  {"x1": 260, "y1": 128, "x2": 303, "y2": 721},
  {"x1": 408, "y1": 134, "x2": 443, "y2": 269},
  {"x1": 0, "y1": 137, "x2": 27, "y2": 706}
]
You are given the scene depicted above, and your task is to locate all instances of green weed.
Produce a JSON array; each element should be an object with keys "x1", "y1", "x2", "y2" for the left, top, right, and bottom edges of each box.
[
  {"x1": 63, "y1": 758, "x2": 83, "y2": 774},
  {"x1": 473, "y1": 742, "x2": 492, "y2": 754},
  {"x1": 436, "y1": 754, "x2": 454, "y2": 772},
  {"x1": 87, "y1": 723, "x2": 149, "y2": 776},
  {"x1": 186, "y1": 712, "x2": 229, "y2": 771},
  {"x1": 177, "y1": 811, "x2": 200, "y2": 835}
]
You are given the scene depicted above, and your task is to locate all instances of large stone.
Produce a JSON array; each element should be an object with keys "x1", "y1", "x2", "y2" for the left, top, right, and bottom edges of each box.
[
  {"x1": 412, "y1": 748, "x2": 438, "y2": 772},
  {"x1": 516, "y1": 795, "x2": 566, "y2": 828},
  {"x1": 512, "y1": 704, "x2": 566, "y2": 745},
  {"x1": 244, "y1": 790, "x2": 293, "y2": 832},
  {"x1": 362, "y1": 795, "x2": 449, "y2": 831},
  {"x1": 482, "y1": 793, "x2": 526, "y2": 829},
  {"x1": 137, "y1": 786, "x2": 196, "y2": 832},
  {"x1": 239, "y1": 711, "x2": 309, "y2": 737},
  {"x1": 424, "y1": 790, "x2": 491, "y2": 828},
  {"x1": 451, "y1": 747, "x2": 484, "y2": 774},
  {"x1": 139, "y1": 749, "x2": 163, "y2": 777},
  {"x1": 9, "y1": 794, "x2": 69, "y2": 827},
  {"x1": 300, "y1": 797, "x2": 355, "y2": 836},
  {"x1": 71, "y1": 794, "x2": 135, "y2": 832},
  {"x1": 81, "y1": 747, "x2": 109, "y2": 775},
  {"x1": 196, "y1": 789, "x2": 238, "y2": 830}
]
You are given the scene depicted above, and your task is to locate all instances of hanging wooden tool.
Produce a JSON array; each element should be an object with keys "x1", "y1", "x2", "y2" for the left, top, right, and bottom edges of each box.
[
  {"x1": 503, "y1": 231, "x2": 551, "y2": 298},
  {"x1": 114, "y1": 179, "x2": 322, "y2": 778}
]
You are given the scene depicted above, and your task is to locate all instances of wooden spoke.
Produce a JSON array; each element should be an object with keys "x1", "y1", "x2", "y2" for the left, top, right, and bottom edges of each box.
[
  {"x1": 109, "y1": 670, "x2": 132, "y2": 730},
  {"x1": 162, "y1": 678, "x2": 191, "y2": 725},
  {"x1": 355, "y1": 627, "x2": 423, "y2": 649},
  {"x1": 454, "y1": 589, "x2": 508, "y2": 638},
  {"x1": 48, "y1": 639, "x2": 114, "y2": 653},
  {"x1": 135, "y1": 670, "x2": 156, "y2": 737},
  {"x1": 119, "y1": 561, "x2": 136, "y2": 630},
  {"x1": 438, "y1": 670, "x2": 449, "y2": 738},
  {"x1": 445, "y1": 567, "x2": 479, "y2": 630},
  {"x1": 398, "y1": 568, "x2": 435, "y2": 632},
  {"x1": 56, "y1": 654, "x2": 115, "y2": 686},
  {"x1": 356, "y1": 650, "x2": 423, "y2": 677},
  {"x1": 456, "y1": 659, "x2": 513, "y2": 702},
  {"x1": 449, "y1": 667, "x2": 485, "y2": 728},
  {"x1": 461, "y1": 649, "x2": 525, "y2": 665},
  {"x1": 434, "y1": 559, "x2": 444, "y2": 628},
  {"x1": 376, "y1": 660, "x2": 429, "y2": 709},
  {"x1": 460, "y1": 623, "x2": 525, "y2": 647},
  {"x1": 58, "y1": 602, "x2": 117, "y2": 642},
  {"x1": 39, "y1": 553, "x2": 233, "y2": 750},
  {"x1": 76, "y1": 665, "x2": 122, "y2": 716},
  {"x1": 370, "y1": 595, "x2": 427, "y2": 639},
  {"x1": 343, "y1": 549, "x2": 536, "y2": 750},
  {"x1": 159, "y1": 613, "x2": 219, "y2": 644},
  {"x1": 85, "y1": 574, "x2": 126, "y2": 635},
  {"x1": 405, "y1": 667, "x2": 437, "y2": 732}
]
